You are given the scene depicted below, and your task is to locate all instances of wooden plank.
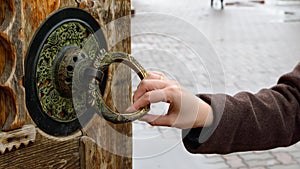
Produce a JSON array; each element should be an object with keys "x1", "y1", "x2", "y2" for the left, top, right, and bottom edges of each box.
[
  {"x1": 80, "y1": 136, "x2": 102, "y2": 169},
  {"x1": 21, "y1": 0, "x2": 77, "y2": 128},
  {"x1": 80, "y1": 0, "x2": 132, "y2": 168},
  {"x1": 0, "y1": 129, "x2": 81, "y2": 169},
  {"x1": 0, "y1": 0, "x2": 79, "y2": 131},
  {"x1": 22, "y1": 0, "x2": 77, "y2": 50},
  {"x1": 0, "y1": 0, "x2": 25, "y2": 131},
  {"x1": 0, "y1": 125, "x2": 36, "y2": 154},
  {"x1": 1, "y1": 0, "x2": 132, "y2": 168},
  {"x1": 0, "y1": 86, "x2": 17, "y2": 131}
]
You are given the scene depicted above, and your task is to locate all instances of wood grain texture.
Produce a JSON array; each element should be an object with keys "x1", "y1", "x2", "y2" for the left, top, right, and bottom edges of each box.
[
  {"x1": 0, "y1": 129, "x2": 81, "y2": 169},
  {"x1": 0, "y1": 0, "x2": 14, "y2": 31},
  {"x1": 0, "y1": 86, "x2": 17, "y2": 131},
  {"x1": 0, "y1": 125, "x2": 36, "y2": 154},
  {"x1": 0, "y1": 32, "x2": 16, "y2": 84},
  {"x1": 0, "y1": 0, "x2": 24, "y2": 131},
  {"x1": 21, "y1": 0, "x2": 78, "y2": 127},
  {"x1": 22, "y1": 0, "x2": 77, "y2": 50},
  {"x1": 20, "y1": 0, "x2": 78, "y2": 126},
  {"x1": 80, "y1": 136, "x2": 102, "y2": 169},
  {"x1": 1, "y1": 0, "x2": 132, "y2": 168},
  {"x1": 0, "y1": 0, "x2": 78, "y2": 131},
  {"x1": 80, "y1": 0, "x2": 132, "y2": 168}
]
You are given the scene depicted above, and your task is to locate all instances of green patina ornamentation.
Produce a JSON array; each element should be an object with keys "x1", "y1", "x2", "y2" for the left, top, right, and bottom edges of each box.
[
  {"x1": 35, "y1": 22, "x2": 149, "y2": 124},
  {"x1": 36, "y1": 22, "x2": 97, "y2": 122}
]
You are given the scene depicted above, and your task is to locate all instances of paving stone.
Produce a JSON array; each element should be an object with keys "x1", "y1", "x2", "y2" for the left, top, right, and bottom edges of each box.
[
  {"x1": 268, "y1": 164, "x2": 300, "y2": 169},
  {"x1": 247, "y1": 159, "x2": 279, "y2": 168},
  {"x1": 270, "y1": 147, "x2": 290, "y2": 153},
  {"x1": 222, "y1": 154, "x2": 247, "y2": 168},
  {"x1": 250, "y1": 167, "x2": 268, "y2": 169},
  {"x1": 291, "y1": 151, "x2": 300, "y2": 158},
  {"x1": 284, "y1": 145, "x2": 300, "y2": 152},
  {"x1": 239, "y1": 167, "x2": 267, "y2": 169},
  {"x1": 295, "y1": 158, "x2": 300, "y2": 166},
  {"x1": 272, "y1": 152, "x2": 297, "y2": 165},
  {"x1": 208, "y1": 162, "x2": 230, "y2": 169},
  {"x1": 295, "y1": 143, "x2": 300, "y2": 149},
  {"x1": 132, "y1": 0, "x2": 300, "y2": 169},
  {"x1": 205, "y1": 157, "x2": 226, "y2": 164},
  {"x1": 227, "y1": 159, "x2": 247, "y2": 168},
  {"x1": 205, "y1": 154, "x2": 224, "y2": 158},
  {"x1": 240, "y1": 152, "x2": 274, "y2": 161},
  {"x1": 253, "y1": 151, "x2": 270, "y2": 154}
]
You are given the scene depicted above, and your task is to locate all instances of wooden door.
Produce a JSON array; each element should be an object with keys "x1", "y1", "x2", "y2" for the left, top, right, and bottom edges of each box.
[{"x1": 0, "y1": 0, "x2": 132, "y2": 168}]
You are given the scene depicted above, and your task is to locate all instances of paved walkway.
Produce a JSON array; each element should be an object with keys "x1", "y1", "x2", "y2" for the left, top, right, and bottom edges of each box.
[{"x1": 131, "y1": 0, "x2": 300, "y2": 168}]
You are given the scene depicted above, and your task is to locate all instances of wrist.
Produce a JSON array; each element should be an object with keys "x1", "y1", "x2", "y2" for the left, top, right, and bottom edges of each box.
[{"x1": 195, "y1": 98, "x2": 213, "y2": 128}]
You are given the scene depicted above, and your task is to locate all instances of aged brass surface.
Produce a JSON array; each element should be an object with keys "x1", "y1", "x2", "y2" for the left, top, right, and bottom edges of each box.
[
  {"x1": 75, "y1": 51, "x2": 150, "y2": 124},
  {"x1": 25, "y1": 8, "x2": 148, "y2": 136},
  {"x1": 25, "y1": 8, "x2": 105, "y2": 136},
  {"x1": 37, "y1": 22, "x2": 94, "y2": 122}
]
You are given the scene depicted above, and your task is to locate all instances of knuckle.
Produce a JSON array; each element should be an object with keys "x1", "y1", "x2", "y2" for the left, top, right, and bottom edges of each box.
[
  {"x1": 142, "y1": 92, "x2": 151, "y2": 104},
  {"x1": 167, "y1": 85, "x2": 180, "y2": 93},
  {"x1": 144, "y1": 92, "x2": 151, "y2": 99},
  {"x1": 139, "y1": 79, "x2": 147, "y2": 86}
]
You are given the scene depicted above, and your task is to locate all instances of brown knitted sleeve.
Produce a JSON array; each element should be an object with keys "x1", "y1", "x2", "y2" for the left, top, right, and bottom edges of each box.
[{"x1": 182, "y1": 62, "x2": 300, "y2": 154}]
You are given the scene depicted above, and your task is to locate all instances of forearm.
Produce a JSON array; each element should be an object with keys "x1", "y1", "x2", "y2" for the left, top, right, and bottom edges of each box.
[{"x1": 183, "y1": 62, "x2": 300, "y2": 154}]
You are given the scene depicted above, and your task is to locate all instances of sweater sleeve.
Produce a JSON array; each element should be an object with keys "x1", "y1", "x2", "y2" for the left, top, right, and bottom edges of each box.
[{"x1": 182, "y1": 62, "x2": 300, "y2": 154}]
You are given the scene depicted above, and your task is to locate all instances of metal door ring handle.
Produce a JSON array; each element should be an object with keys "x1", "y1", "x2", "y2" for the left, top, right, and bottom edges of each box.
[{"x1": 91, "y1": 51, "x2": 150, "y2": 123}]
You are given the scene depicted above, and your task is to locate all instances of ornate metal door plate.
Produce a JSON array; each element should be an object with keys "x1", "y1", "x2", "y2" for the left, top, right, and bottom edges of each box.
[{"x1": 25, "y1": 8, "x2": 149, "y2": 136}]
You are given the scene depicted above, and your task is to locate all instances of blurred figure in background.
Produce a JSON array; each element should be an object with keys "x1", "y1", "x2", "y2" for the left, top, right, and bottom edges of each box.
[{"x1": 211, "y1": 0, "x2": 224, "y2": 9}]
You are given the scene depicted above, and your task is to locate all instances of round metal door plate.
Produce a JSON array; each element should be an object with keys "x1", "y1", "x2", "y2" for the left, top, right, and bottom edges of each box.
[{"x1": 25, "y1": 8, "x2": 107, "y2": 136}]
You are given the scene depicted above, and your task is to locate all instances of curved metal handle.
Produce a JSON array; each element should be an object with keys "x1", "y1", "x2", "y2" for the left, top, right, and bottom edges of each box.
[{"x1": 94, "y1": 52, "x2": 150, "y2": 123}]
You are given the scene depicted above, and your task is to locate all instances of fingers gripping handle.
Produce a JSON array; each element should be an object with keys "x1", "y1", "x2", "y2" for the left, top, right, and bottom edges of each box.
[{"x1": 93, "y1": 52, "x2": 150, "y2": 123}]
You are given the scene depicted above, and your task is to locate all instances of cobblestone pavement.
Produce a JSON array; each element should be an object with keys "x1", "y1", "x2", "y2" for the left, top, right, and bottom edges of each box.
[{"x1": 131, "y1": 0, "x2": 300, "y2": 169}]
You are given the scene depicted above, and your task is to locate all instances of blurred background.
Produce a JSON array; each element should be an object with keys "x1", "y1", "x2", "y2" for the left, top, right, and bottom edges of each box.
[{"x1": 131, "y1": 0, "x2": 300, "y2": 169}]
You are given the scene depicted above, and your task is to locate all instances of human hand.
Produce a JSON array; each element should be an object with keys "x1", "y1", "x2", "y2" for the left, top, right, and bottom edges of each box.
[{"x1": 126, "y1": 72, "x2": 213, "y2": 129}]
